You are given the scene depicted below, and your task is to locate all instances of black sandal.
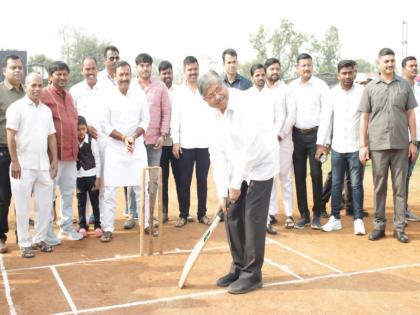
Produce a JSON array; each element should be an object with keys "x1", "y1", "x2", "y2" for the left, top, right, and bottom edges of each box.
[
  {"x1": 175, "y1": 217, "x2": 187, "y2": 228},
  {"x1": 21, "y1": 247, "x2": 35, "y2": 258},
  {"x1": 198, "y1": 215, "x2": 211, "y2": 225},
  {"x1": 32, "y1": 241, "x2": 53, "y2": 253}
]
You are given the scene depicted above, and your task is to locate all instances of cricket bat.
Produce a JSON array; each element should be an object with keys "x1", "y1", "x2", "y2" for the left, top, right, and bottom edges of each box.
[{"x1": 178, "y1": 210, "x2": 224, "y2": 288}]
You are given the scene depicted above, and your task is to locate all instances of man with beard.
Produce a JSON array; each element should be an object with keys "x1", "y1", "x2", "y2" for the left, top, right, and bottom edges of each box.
[
  {"x1": 171, "y1": 56, "x2": 211, "y2": 227},
  {"x1": 264, "y1": 58, "x2": 296, "y2": 230},
  {"x1": 321, "y1": 60, "x2": 366, "y2": 235},
  {"x1": 359, "y1": 48, "x2": 417, "y2": 243},
  {"x1": 247, "y1": 63, "x2": 283, "y2": 235}
]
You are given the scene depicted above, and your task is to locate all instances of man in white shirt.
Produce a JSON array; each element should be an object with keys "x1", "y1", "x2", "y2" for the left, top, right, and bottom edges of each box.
[
  {"x1": 289, "y1": 53, "x2": 331, "y2": 229},
  {"x1": 6, "y1": 73, "x2": 58, "y2": 258},
  {"x1": 401, "y1": 56, "x2": 420, "y2": 222},
  {"x1": 100, "y1": 61, "x2": 150, "y2": 242},
  {"x1": 321, "y1": 60, "x2": 366, "y2": 235},
  {"x1": 171, "y1": 56, "x2": 211, "y2": 227},
  {"x1": 248, "y1": 63, "x2": 283, "y2": 235},
  {"x1": 198, "y1": 70, "x2": 275, "y2": 294},
  {"x1": 97, "y1": 45, "x2": 119, "y2": 91},
  {"x1": 264, "y1": 58, "x2": 296, "y2": 229},
  {"x1": 70, "y1": 57, "x2": 107, "y2": 223}
]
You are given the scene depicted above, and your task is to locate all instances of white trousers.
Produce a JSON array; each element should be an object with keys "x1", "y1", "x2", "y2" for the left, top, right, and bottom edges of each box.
[
  {"x1": 11, "y1": 169, "x2": 53, "y2": 248},
  {"x1": 54, "y1": 161, "x2": 77, "y2": 232},
  {"x1": 268, "y1": 138, "x2": 294, "y2": 223},
  {"x1": 103, "y1": 185, "x2": 149, "y2": 232}
]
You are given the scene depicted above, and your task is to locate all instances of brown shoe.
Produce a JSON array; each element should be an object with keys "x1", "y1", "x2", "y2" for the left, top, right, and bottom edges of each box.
[
  {"x1": 175, "y1": 217, "x2": 187, "y2": 228},
  {"x1": 144, "y1": 226, "x2": 159, "y2": 237},
  {"x1": 0, "y1": 239, "x2": 7, "y2": 253}
]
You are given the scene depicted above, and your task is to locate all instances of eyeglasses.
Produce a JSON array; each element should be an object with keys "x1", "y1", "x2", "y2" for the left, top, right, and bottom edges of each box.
[
  {"x1": 206, "y1": 86, "x2": 223, "y2": 100},
  {"x1": 108, "y1": 56, "x2": 120, "y2": 62}
]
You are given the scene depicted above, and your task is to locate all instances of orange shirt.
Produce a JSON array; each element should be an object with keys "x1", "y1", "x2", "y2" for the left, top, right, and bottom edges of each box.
[{"x1": 41, "y1": 85, "x2": 78, "y2": 161}]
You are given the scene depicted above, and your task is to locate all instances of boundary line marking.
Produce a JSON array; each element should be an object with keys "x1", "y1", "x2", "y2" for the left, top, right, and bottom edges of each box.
[
  {"x1": 0, "y1": 255, "x2": 17, "y2": 315},
  {"x1": 50, "y1": 266, "x2": 78, "y2": 315},
  {"x1": 264, "y1": 258, "x2": 304, "y2": 280},
  {"x1": 51, "y1": 262, "x2": 420, "y2": 315},
  {"x1": 266, "y1": 237, "x2": 345, "y2": 274},
  {"x1": 7, "y1": 246, "x2": 230, "y2": 273}
]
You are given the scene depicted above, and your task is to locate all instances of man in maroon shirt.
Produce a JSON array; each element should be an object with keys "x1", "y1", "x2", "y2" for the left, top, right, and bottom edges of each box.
[{"x1": 41, "y1": 61, "x2": 83, "y2": 243}]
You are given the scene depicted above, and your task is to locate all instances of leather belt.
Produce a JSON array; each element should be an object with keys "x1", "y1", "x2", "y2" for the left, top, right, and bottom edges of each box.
[{"x1": 293, "y1": 126, "x2": 318, "y2": 134}]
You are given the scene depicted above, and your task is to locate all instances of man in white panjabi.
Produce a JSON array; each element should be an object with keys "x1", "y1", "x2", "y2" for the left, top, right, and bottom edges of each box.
[{"x1": 100, "y1": 61, "x2": 150, "y2": 242}]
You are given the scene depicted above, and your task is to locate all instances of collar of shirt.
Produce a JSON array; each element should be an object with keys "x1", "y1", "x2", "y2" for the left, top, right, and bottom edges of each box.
[
  {"x1": 4, "y1": 79, "x2": 24, "y2": 92},
  {"x1": 48, "y1": 84, "x2": 67, "y2": 98},
  {"x1": 78, "y1": 134, "x2": 90, "y2": 147},
  {"x1": 298, "y1": 75, "x2": 315, "y2": 86},
  {"x1": 375, "y1": 73, "x2": 401, "y2": 85}
]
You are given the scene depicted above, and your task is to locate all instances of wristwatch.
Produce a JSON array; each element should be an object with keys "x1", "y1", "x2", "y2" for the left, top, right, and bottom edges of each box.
[{"x1": 410, "y1": 140, "x2": 418, "y2": 145}]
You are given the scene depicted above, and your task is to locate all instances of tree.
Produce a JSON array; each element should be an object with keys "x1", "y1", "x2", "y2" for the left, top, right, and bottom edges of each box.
[
  {"x1": 355, "y1": 58, "x2": 376, "y2": 73},
  {"x1": 248, "y1": 19, "x2": 341, "y2": 79},
  {"x1": 59, "y1": 27, "x2": 110, "y2": 87}
]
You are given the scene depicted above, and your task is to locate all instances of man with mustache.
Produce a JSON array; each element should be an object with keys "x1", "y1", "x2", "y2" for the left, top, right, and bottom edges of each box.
[
  {"x1": 100, "y1": 61, "x2": 150, "y2": 242},
  {"x1": 0, "y1": 54, "x2": 25, "y2": 253},
  {"x1": 70, "y1": 57, "x2": 107, "y2": 236},
  {"x1": 288, "y1": 53, "x2": 332, "y2": 230},
  {"x1": 401, "y1": 56, "x2": 420, "y2": 222},
  {"x1": 6, "y1": 73, "x2": 58, "y2": 257},
  {"x1": 171, "y1": 56, "x2": 211, "y2": 227},
  {"x1": 124, "y1": 53, "x2": 171, "y2": 230},
  {"x1": 42, "y1": 61, "x2": 82, "y2": 243},
  {"x1": 359, "y1": 48, "x2": 417, "y2": 243}
]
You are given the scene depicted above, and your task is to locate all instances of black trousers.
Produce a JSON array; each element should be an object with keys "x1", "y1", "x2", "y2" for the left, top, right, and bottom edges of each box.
[
  {"x1": 292, "y1": 129, "x2": 323, "y2": 218},
  {"x1": 76, "y1": 176, "x2": 100, "y2": 229},
  {"x1": 226, "y1": 178, "x2": 273, "y2": 281},
  {"x1": 321, "y1": 170, "x2": 351, "y2": 208},
  {"x1": 0, "y1": 147, "x2": 11, "y2": 241},
  {"x1": 160, "y1": 145, "x2": 179, "y2": 214},
  {"x1": 175, "y1": 148, "x2": 210, "y2": 219}
]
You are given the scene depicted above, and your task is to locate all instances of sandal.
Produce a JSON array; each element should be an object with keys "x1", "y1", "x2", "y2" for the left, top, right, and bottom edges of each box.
[
  {"x1": 21, "y1": 247, "x2": 35, "y2": 258},
  {"x1": 144, "y1": 226, "x2": 159, "y2": 237},
  {"x1": 175, "y1": 217, "x2": 187, "y2": 228},
  {"x1": 198, "y1": 215, "x2": 211, "y2": 226},
  {"x1": 284, "y1": 216, "x2": 295, "y2": 229},
  {"x1": 32, "y1": 241, "x2": 54, "y2": 252}
]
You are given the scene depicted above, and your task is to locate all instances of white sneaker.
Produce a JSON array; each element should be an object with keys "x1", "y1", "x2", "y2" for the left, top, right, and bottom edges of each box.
[
  {"x1": 321, "y1": 216, "x2": 342, "y2": 232},
  {"x1": 58, "y1": 230, "x2": 83, "y2": 241},
  {"x1": 353, "y1": 219, "x2": 366, "y2": 235}
]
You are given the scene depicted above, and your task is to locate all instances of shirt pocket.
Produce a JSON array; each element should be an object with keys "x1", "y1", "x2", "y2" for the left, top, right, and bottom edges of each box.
[{"x1": 391, "y1": 89, "x2": 408, "y2": 110}]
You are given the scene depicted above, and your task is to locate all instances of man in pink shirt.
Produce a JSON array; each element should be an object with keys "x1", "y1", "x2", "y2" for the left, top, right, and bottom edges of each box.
[
  {"x1": 41, "y1": 61, "x2": 83, "y2": 242},
  {"x1": 124, "y1": 53, "x2": 171, "y2": 229}
]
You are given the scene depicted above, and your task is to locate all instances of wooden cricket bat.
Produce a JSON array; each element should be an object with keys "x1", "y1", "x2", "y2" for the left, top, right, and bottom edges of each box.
[{"x1": 178, "y1": 210, "x2": 224, "y2": 289}]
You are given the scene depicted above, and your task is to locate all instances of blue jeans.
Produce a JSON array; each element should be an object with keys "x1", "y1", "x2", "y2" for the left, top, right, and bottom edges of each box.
[
  {"x1": 406, "y1": 145, "x2": 420, "y2": 213},
  {"x1": 331, "y1": 150, "x2": 364, "y2": 219}
]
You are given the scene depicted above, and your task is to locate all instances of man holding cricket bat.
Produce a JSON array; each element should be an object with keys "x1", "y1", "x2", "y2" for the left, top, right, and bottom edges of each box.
[{"x1": 198, "y1": 71, "x2": 276, "y2": 294}]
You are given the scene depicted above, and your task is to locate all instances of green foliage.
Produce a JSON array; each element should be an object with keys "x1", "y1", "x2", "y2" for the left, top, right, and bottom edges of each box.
[
  {"x1": 59, "y1": 27, "x2": 110, "y2": 87},
  {"x1": 248, "y1": 19, "x2": 341, "y2": 80},
  {"x1": 355, "y1": 58, "x2": 376, "y2": 73},
  {"x1": 28, "y1": 54, "x2": 54, "y2": 67}
]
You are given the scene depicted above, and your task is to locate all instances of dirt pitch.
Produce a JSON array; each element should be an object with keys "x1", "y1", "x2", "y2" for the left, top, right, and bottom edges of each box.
[{"x1": 1, "y1": 163, "x2": 420, "y2": 315}]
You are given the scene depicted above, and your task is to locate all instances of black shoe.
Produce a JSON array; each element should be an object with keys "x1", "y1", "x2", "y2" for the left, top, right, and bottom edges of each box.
[
  {"x1": 393, "y1": 230, "x2": 409, "y2": 243},
  {"x1": 295, "y1": 216, "x2": 310, "y2": 229},
  {"x1": 216, "y1": 272, "x2": 239, "y2": 287},
  {"x1": 269, "y1": 215, "x2": 278, "y2": 225},
  {"x1": 266, "y1": 224, "x2": 277, "y2": 235},
  {"x1": 311, "y1": 216, "x2": 321, "y2": 230},
  {"x1": 227, "y1": 278, "x2": 263, "y2": 294},
  {"x1": 368, "y1": 229, "x2": 385, "y2": 241},
  {"x1": 320, "y1": 210, "x2": 330, "y2": 218}
]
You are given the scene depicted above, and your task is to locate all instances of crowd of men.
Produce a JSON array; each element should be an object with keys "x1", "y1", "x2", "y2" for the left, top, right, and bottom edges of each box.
[{"x1": 0, "y1": 45, "x2": 419, "y2": 293}]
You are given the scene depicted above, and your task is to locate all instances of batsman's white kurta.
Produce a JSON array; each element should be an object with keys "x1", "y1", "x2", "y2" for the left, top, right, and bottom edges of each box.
[
  {"x1": 268, "y1": 81, "x2": 296, "y2": 220},
  {"x1": 101, "y1": 85, "x2": 150, "y2": 232}
]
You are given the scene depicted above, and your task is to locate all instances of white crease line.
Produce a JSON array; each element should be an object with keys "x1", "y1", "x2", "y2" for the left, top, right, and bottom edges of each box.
[
  {"x1": 0, "y1": 255, "x2": 17, "y2": 315},
  {"x1": 266, "y1": 237, "x2": 345, "y2": 274},
  {"x1": 50, "y1": 266, "x2": 78, "y2": 315},
  {"x1": 264, "y1": 258, "x2": 304, "y2": 280},
  {"x1": 51, "y1": 262, "x2": 420, "y2": 315},
  {"x1": 7, "y1": 246, "x2": 230, "y2": 273}
]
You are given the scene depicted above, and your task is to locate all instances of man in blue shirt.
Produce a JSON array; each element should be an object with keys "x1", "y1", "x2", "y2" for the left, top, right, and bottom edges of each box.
[{"x1": 222, "y1": 49, "x2": 252, "y2": 91}]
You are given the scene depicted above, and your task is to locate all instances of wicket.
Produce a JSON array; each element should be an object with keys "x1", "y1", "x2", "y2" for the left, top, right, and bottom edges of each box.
[{"x1": 139, "y1": 166, "x2": 163, "y2": 255}]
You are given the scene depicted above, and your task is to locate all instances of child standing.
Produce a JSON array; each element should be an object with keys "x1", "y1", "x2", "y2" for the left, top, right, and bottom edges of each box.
[{"x1": 77, "y1": 116, "x2": 102, "y2": 237}]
